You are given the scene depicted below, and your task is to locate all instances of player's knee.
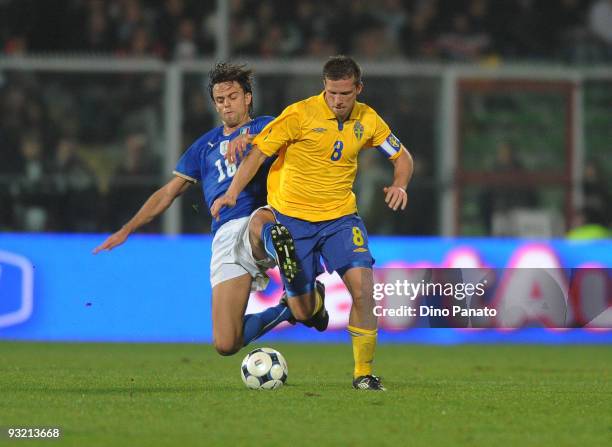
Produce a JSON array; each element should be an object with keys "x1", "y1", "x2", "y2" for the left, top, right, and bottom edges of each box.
[
  {"x1": 288, "y1": 294, "x2": 317, "y2": 321},
  {"x1": 350, "y1": 288, "x2": 373, "y2": 308},
  {"x1": 213, "y1": 338, "x2": 242, "y2": 356},
  {"x1": 292, "y1": 306, "x2": 313, "y2": 322}
]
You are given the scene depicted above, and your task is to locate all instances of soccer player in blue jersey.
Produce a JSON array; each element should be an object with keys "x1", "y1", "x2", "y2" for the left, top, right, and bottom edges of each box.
[{"x1": 93, "y1": 63, "x2": 309, "y2": 355}]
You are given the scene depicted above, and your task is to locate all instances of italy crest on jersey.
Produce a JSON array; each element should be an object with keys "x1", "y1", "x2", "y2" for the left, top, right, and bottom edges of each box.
[{"x1": 353, "y1": 121, "x2": 364, "y2": 141}]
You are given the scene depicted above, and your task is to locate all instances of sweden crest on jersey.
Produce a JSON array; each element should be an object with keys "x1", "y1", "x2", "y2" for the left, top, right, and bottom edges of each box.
[{"x1": 353, "y1": 121, "x2": 364, "y2": 141}]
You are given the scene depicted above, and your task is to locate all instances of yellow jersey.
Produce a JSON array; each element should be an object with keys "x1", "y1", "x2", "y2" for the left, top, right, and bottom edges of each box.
[{"x1": 253, "y1": 92, "x2": 402, "y2": 221}]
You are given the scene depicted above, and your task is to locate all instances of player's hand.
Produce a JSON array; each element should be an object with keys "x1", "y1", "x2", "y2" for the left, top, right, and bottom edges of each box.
[
  {"x1": 210, "y1": 193, "x2": 237, "y2": 221},
  {"x1": 226, "y1": 132, "x2": 250, "y2": 164},
  {"x1": 92, "y1": 228, "x2": 130, "y2": 254},
  {"x1": 383, "y1": 186, "x2": 408, "y2": 211}
]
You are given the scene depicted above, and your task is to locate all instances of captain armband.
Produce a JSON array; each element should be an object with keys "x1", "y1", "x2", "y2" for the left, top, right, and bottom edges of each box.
[{"x1": 375, "y1": 133, "x2": 402, "y2": 158}]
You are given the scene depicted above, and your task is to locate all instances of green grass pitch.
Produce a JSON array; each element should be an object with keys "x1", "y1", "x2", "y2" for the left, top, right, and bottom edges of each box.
[{"x1": 0, "y1": 342, "x2": 610, "y2": 447}]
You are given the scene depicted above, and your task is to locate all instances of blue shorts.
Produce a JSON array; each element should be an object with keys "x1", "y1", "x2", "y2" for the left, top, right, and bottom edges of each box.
[{"x1": 272, "y1": 210, "x2": 374, "y2": 296}]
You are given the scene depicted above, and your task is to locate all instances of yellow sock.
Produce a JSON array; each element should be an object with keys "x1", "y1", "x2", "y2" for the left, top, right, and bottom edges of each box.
[{"x1": 347, "y1": 325, "x2": 377, "y2": 378}]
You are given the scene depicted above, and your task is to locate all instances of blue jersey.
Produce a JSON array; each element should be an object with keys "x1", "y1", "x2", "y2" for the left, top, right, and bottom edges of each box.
[{"x1": 173, "y1": 116, "x2": 274, "y2": 233}]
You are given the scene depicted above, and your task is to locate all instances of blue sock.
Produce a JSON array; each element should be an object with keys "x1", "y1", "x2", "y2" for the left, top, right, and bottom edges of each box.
[
  {"x1": 260, "y1": 222, "x2": 277, "y2": 261},
  {"x1": 242, "y1": 303, "x2": 292, "y2": 346}
]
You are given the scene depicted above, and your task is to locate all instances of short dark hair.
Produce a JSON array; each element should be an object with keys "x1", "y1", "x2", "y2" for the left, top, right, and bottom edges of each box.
[
  {"x1": 323, "y1": 55, "x2": 362, "y2": 85},
  {"x1": 208, "y1": 62, "x2": 254, "y2": 114}
]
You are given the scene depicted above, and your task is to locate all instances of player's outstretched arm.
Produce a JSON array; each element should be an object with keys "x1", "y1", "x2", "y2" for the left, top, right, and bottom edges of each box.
[
  {"x1": 211, "y1": 146, "x2": 268, "y2": 220},
  {"x1": 383, "y1": 146, "x2": 413, "y2": 211},
  {"x1": 92, "y1": 176, "x2": 191, "y2": 254}
]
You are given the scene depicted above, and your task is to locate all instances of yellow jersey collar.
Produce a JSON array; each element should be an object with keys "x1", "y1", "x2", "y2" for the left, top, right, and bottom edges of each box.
[{"x1": 318, "y1": 91, "x2": 361, "y2": 122}]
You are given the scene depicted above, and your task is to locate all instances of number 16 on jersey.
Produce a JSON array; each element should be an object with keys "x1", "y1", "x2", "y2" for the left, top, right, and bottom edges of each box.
[{"x1": 216, "y1": 141, "x2": 237, "y2": 181}]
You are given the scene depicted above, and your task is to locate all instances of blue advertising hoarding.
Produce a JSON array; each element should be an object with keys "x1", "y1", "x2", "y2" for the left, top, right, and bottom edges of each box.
[{"x1": 1, "y1": 233, "x2": 611, "y2": 343}]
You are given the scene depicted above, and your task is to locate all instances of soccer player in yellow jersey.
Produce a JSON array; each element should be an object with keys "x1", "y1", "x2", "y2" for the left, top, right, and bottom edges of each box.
[{"x1": 211, "y1": 56, "x2": 414, "y2": 390}]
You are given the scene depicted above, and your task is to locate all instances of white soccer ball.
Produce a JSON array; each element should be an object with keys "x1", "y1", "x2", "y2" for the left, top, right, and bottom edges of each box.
[{"x1": 240, "y1": 347, "x2": 288, "y2": 390}]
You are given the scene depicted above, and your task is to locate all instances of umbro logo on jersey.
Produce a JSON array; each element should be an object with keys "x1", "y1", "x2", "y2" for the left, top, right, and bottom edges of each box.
[
  {"x1": 311, "y1": 127, "x2": 327, "y2": 133},
  {"x1": 207, "y1": 142, "x2": 214, "y2": 147}
]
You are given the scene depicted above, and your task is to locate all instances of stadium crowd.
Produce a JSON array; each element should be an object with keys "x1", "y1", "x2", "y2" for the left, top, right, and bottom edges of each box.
[
  {"x1": 1, "y1": 0, "x2": 612, "y2": 62},
  {"x1": 1, "y1": 0, "x2": 611, "y2": 236}
]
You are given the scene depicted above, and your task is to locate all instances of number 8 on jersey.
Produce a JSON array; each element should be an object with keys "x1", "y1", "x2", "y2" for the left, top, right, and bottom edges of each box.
[{"x1": 331, "y1": 140, "x2": 344, "y2": 161}]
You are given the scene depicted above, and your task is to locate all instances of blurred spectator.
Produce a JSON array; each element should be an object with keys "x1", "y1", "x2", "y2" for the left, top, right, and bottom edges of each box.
[
  {"x1": 356, "y1": 151, "x2": 395, "y2": 234},
  {"x1": 582, "y1": 161, "x2": 612, "y2": 227},
  {"x1": 353, "y1": 24, "x2": 401, "y2": 60},
  {"x1": 114, "y1": 0, "x2": 150, "y2": 50},
  {"x1": 9, "y1": 134, "x2": 52, "y2": 231},
  {"x1": 400, "y1": 0, "x2": 441, "y2": 59},
  {"x1": 174, "y1": 18, "x2": 198, "y2": 60},
  {"x1": 293, "y1": 0, "x2": 318, "y2": 49},
  {"x1": 478, "y1": 142, "x2": 538, "y2": 234},
  {"x1": 228, "y1": 11, "x2": 258, "y2": 55},
  {"x1": 157, "y1": 0, "x2": 186, "y2": 53},
  {"x1": 258, "y1": 25, "x2": 285, "y2": 58},
  {"x1": 106, "y1": 132, "x2": 161, "y2": 232},
  {"x1": 48, "y1": 137, "x2": 99, "y2": 232},
  {"x1": 0, "y1": 87, "x2": 28, "y2": 173},
  {"x1": 183, "y1": 85, "x2": 214, "y2": 144},
  {"x1": 588, "y1": 0, "x2": 612, "y2": 60},
  {"x1": 373, "y1": 0, "x2": 407, "y2": 45},
  {"x1": 3, "y1": 34, "x2": 28, "y2": 55},
  {"x1": 467, "y1": 0, "x2": 491, "y2": 32},
  {"x1": 399, "y1": 159, "x2": 437, "y2": 235},
  {"x1": 123, "y1": 25, "x2": 162, "y2": 57},
  {"x1": 305, "y1": 36, "x2": 338, "y2": 58},
  {"x1": 117, "y1": 71, "x2": 163, "y2": 148},
  {"x1": 541, "y1": 0, "x2": 586, "y2": 54},
  {"x1": 436, "y1": 13, "x2": 491, "y2": 61},
  {"x1": 588, "y1": 0, "x2": 612, "y2": 46},
  {"x1": 82, "y1": 1, "x2": 116, "y2": 53},
  {"x1": 497, "y1": 0, "x2": 545, "y2": 58}
]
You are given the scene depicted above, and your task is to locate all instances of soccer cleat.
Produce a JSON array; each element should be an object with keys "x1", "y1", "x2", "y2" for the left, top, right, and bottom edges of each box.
[
  {"x1": 301, "y1": 280, "x2": 329, "y2": 332},
  {"x1": 352, "y1": 375, "x2": 386, "y2": 391},
  {"x1": 269, "y1": 224, "x2": 298, "y2": 282}
]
